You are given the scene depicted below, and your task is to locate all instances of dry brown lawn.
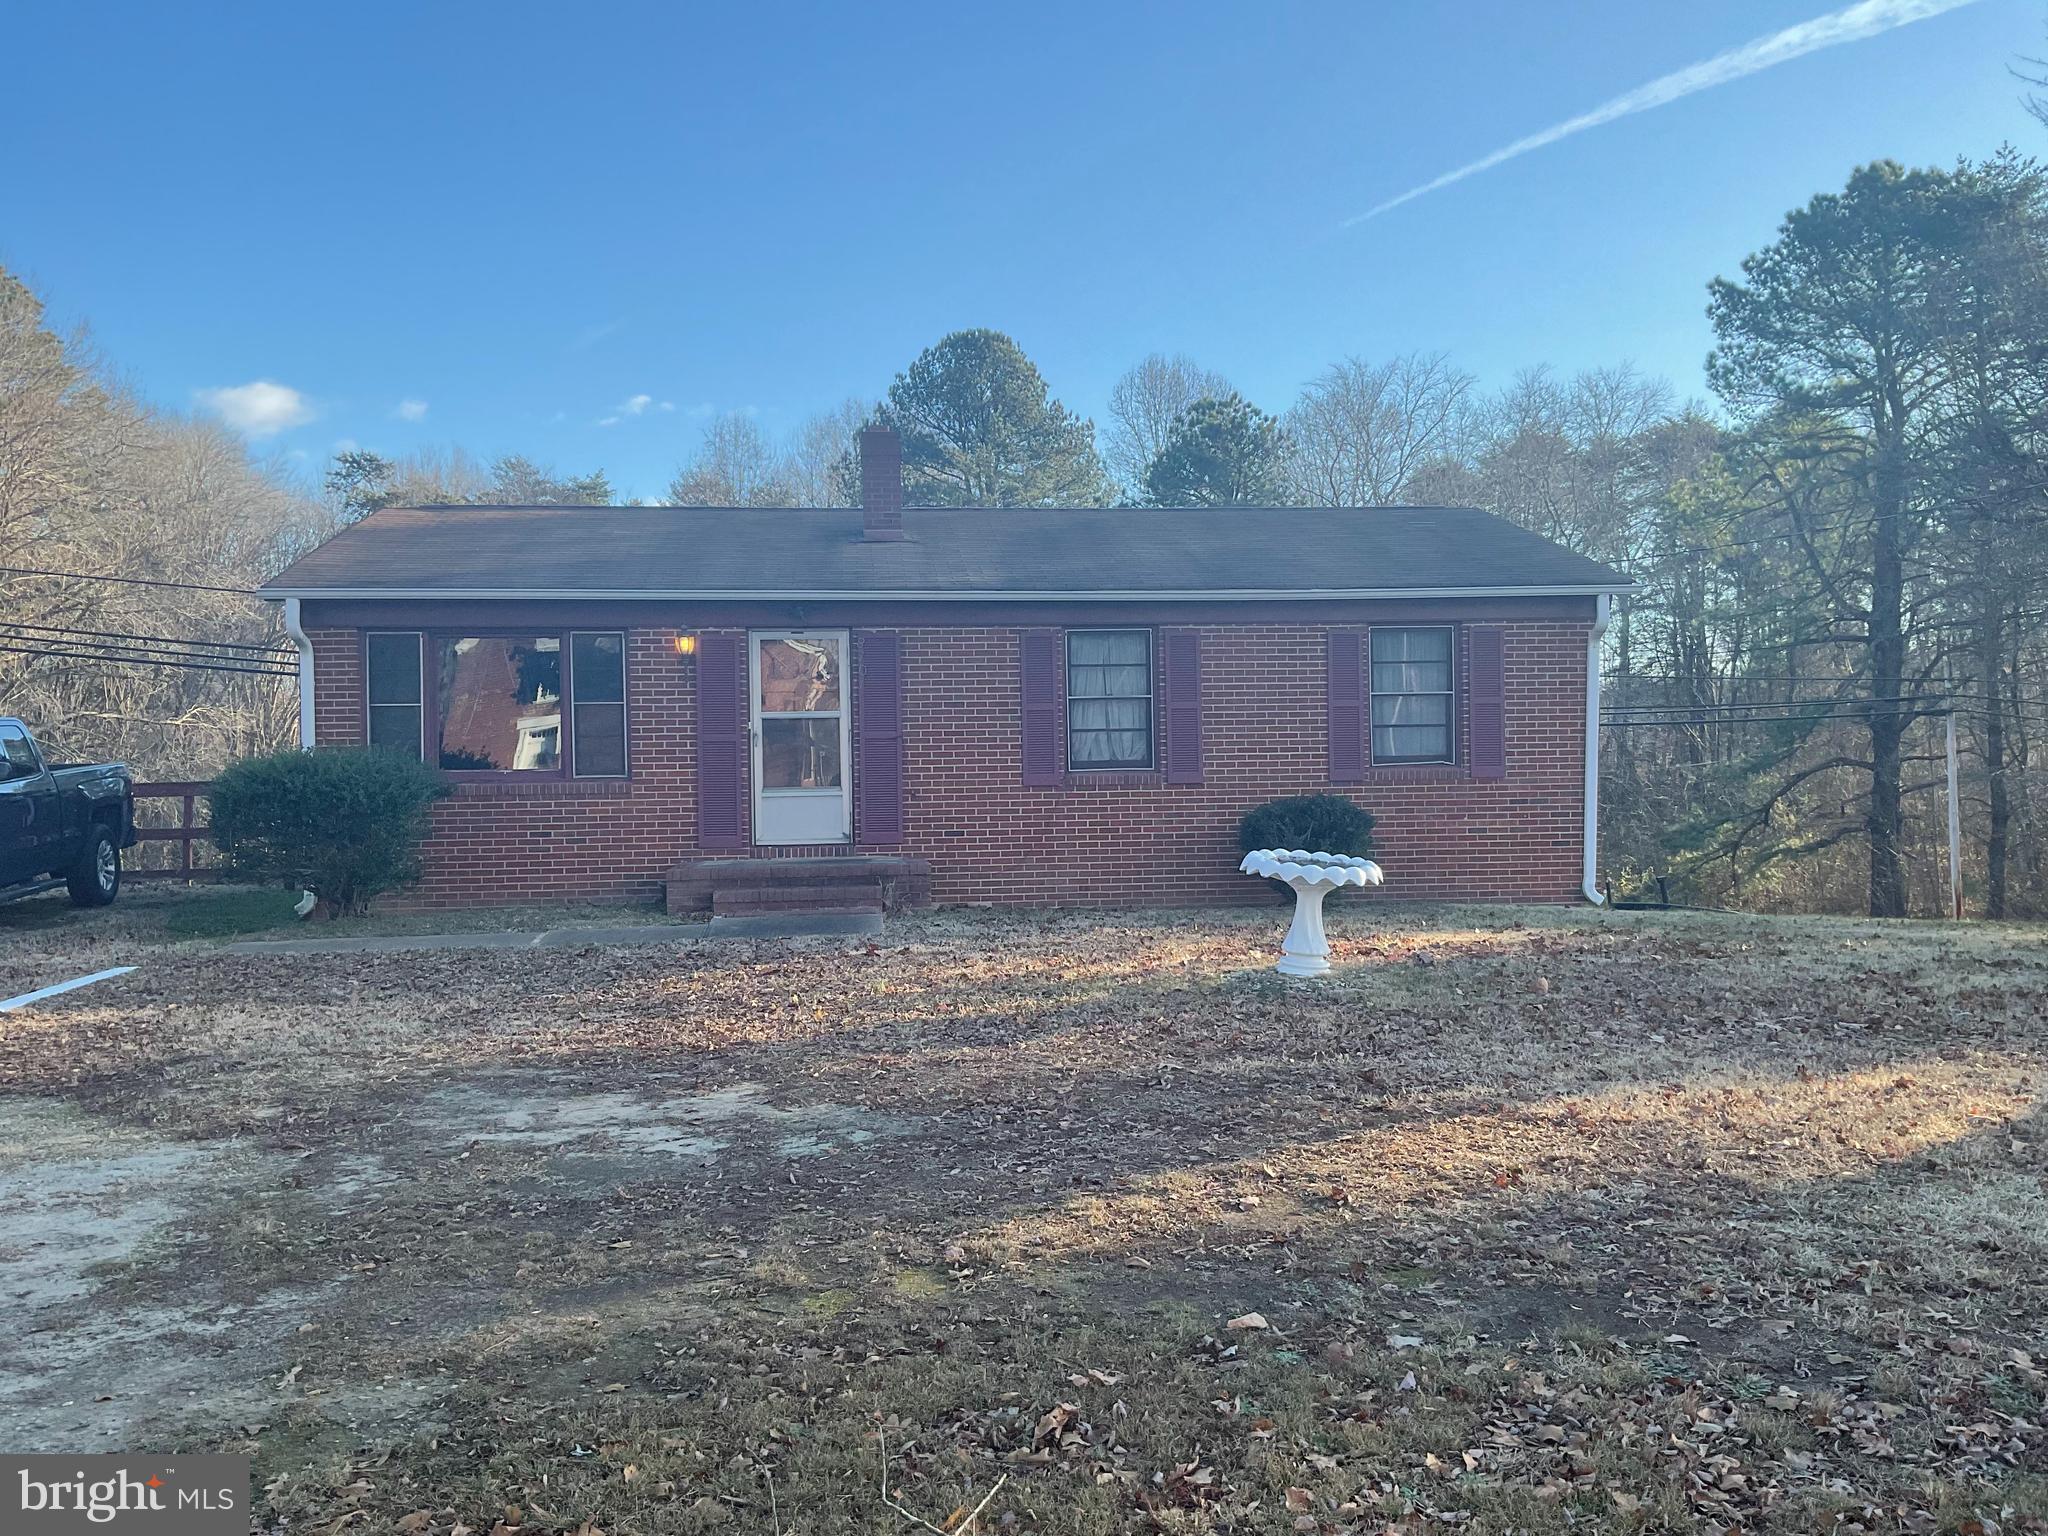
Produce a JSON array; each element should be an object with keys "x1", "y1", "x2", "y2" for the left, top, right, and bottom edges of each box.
[{"x1": 0, "y1": 896, "x2": 2043, "y2": 1535}]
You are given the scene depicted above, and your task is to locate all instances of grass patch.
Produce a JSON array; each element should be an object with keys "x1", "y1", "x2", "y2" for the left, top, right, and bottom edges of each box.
[{"x1": 158, "y1": 886, "x2": 303, "y2": 939}]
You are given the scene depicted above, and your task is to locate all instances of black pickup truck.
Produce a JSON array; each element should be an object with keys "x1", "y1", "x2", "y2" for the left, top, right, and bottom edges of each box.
[{"x1": 0, "y1": 718, "x2": 136, "y2": 906}]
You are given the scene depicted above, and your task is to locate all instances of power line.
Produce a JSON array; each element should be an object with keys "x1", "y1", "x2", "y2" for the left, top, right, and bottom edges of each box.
[
  {"x1": 0, "y1": 643, "x2": 297, "y2": 679},
  {"x1": 1597, "y1": 679, "x2": 1875, "y2": 692},
  {"x1": 1605, "y1": 699, "x2": 2048, "y2": 729},
  {"x1": 0, "y1": 620, "x2": 293, "y2": 657},
  {"x1": 0, "y1": 564, "x2": 259, "y2": 597},
  {"x1": 1601, "y1": 714, "x2": 1941, "y2": 731},
  {"x1": 1603, "y1": 695, "x2": 1941, "y2": 715}
]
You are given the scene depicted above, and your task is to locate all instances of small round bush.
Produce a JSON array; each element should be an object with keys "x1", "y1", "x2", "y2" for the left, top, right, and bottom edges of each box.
[
  {"x1": 1238, "y1": 794, "x2": 1376, "y2": 858},
  {"x1": 210, "y1": 747, "x2": 451, "y2": 916}
]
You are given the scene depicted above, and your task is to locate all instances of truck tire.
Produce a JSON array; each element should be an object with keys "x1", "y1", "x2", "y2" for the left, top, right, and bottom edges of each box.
[{"x1": 67, "y1": 828, "x2": 121, "y2": 907}]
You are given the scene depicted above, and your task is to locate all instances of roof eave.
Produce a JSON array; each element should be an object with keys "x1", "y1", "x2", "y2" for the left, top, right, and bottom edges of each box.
[{"x1": 258, "y1": 582, "x2": 1636, "y2": 602}]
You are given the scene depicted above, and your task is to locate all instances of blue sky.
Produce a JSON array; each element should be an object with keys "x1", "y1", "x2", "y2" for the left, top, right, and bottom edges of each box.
[{"x1": 2, "y1": 0, "x2": 2036, "y2": 501}]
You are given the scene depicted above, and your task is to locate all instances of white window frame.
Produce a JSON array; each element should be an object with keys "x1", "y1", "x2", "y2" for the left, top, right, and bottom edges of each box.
[
  {"x1": 568, "y1": 630, "x2": 630, "y2": 779},
  {"x1": 363, "y1": 631, "x2": 426, "y2": 761},
  {"x1": 1370, "y1": 625, "x2": 1457, "y2": 766},
  {"x1": 1065, "y1": 628, "x2": 1155, "y2": 773}
]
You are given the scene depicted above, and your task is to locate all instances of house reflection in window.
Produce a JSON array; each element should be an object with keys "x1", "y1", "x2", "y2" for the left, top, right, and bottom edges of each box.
[{"x1": 437, "y1": 636, "x2": 562, "y2": 771}]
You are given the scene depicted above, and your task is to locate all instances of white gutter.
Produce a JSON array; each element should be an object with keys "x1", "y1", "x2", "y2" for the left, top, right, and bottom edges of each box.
[
  {"x1": 284, "y1": 596, "x2": 315, "y2": 750},
  {"x1": 258, "y1": 582, "x2": 1635, "y2": 603},
  {"x1": 1582, "y1": 592, "x2": 1613, "y2": 905}
]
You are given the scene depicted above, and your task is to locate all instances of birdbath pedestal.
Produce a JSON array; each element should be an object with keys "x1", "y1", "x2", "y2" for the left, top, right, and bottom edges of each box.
[{"x1": 1239, "y1": 849, "x2": 1384, "y2": 978}]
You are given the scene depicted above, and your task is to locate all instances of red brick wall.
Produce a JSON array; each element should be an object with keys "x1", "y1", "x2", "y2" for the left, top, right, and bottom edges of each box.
[
  {"x1": 306, "y1": 611, "x2": 1590, "y2": 908},
  {"x1": 308, "y1": 627, "x2": 698, "y2": 907}
]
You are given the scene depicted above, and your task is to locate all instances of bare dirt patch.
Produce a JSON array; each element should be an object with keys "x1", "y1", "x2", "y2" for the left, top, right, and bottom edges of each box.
[{"x1": 0, "y1": 902, "x2": 2043, "y2": 1533}]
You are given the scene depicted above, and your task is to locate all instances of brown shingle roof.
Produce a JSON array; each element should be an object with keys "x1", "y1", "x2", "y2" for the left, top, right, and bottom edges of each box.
[{"x1": 260, "y1": 503, "x2": 1630, "y2": 599}]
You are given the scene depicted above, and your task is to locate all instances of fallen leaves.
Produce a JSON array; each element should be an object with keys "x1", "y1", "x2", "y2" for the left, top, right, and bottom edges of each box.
[{"x1": 8, "y1": 905, "x2": 2046, "y2": 1536}]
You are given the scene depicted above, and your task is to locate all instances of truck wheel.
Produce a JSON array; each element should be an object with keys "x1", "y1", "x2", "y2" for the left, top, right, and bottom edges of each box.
[{"x1": 67, "y1": 829, "x2": 121, "y2": 907}]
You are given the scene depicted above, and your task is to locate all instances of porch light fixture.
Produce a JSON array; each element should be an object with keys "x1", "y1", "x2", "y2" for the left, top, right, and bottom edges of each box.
[{"x1": 673, "y1": 633, "x2": 698, "y2": 657}]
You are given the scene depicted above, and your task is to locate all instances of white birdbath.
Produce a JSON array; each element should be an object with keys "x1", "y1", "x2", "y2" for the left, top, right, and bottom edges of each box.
[{"x1": 1240, "y1": 848, "x2": 1384, "y2": 978}]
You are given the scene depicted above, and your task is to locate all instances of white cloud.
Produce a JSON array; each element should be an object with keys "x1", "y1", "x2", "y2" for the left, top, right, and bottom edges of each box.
[
  {"x1": 598, "y1": 392, "x2": 673, "y2": 426},
  {"x1": 333, "y1": 437, "x2": 359, "y2": 453},
  {"x1": 196, "y1": 379, "x2": 315, "y2": 438},
  {"x1": 394, "y1": 398, "x2": 429, "y2": 422},
  {"x1": 1347, "y1": 0, "x2": 1981, "y2": 223}
]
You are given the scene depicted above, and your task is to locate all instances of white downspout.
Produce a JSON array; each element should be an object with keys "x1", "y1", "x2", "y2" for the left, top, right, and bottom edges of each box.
[
  {"x1": 1582, "y1": 592, "x2": 1612, "y2": 904},
  {"x1": 284, "y1": 596, "x2": 315, "y2": 749}
]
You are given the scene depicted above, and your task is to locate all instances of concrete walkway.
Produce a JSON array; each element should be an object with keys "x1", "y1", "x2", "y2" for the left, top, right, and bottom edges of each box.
[{"x1": 223, "y1": 910, "x2": 881, "y2": 956}]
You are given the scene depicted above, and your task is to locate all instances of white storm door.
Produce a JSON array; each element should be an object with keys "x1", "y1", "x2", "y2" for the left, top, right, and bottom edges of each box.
[{"x1": 749, "y1": 630, "x2": 851, "y2": 845}]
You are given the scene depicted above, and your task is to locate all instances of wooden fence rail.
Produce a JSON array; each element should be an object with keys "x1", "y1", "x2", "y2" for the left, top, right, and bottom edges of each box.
[{"x1": 131, "y1": 780, "x2": 218, "y2": 882}]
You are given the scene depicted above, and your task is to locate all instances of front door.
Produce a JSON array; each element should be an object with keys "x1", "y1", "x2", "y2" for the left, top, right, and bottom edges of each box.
[{"x1": 749, "y1": 630, "x2": 851, "y2": 845}]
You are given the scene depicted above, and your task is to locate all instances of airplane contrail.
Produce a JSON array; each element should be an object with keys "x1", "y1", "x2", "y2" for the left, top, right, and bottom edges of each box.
[{"x1": 1346, "y1": 0, "x2": 1982, "y2": 225}]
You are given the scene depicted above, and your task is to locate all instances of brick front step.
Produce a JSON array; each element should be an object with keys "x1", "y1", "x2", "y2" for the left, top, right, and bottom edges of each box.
[
  {"x1": 667, "y1": 855, "x2": 930, "y2": 916},
  {"x1": 711, "y1": 881, "x2": 885, "y2": 916}
]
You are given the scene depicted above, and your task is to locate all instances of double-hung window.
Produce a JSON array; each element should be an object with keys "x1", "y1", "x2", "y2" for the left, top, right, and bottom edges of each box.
[
  {"x1": 1370, "y1": 627, "x2": 1455, "y2": 764},
  {"x1": 1065, "y1": 629, "x2": 1153, "y2": 771},
  {"x1": 569, "y1": 632, "x2": 628, "y2": 777},
  {"x1": 365, "y1": 633, "x2": 425, "y2": 758},
  {"x1": 362, "y1": 630, "x2": 629, "y2": 777}
]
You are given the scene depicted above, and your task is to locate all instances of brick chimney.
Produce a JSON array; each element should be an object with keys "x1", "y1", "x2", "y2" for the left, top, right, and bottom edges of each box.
[{"x1": 859, "y1": 424, "x2": 905, "y2": 542}]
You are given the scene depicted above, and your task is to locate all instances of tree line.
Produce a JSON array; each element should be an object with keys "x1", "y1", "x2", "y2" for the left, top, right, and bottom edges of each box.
[
  {"x1": 0, "y1": 269, "x2": 323, "y2": 795},
  {"x1": 657, "y1": 332, "x2": 1476, "y2": 513},
  {"x1": 660, "y1": 155, "x2": 2048, "y2": 921},
  {"x1": 5, "y1": 142, "x2": 2045, "y2": 918}
]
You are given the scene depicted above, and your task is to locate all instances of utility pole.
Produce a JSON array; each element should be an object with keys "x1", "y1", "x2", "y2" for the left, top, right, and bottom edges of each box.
[{"x1": 1945, "y1": 709, "x2": 1963, "y2": 920}]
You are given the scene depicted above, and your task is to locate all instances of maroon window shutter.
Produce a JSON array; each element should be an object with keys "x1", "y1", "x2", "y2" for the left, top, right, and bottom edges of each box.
[
  {"x1": 1327, "y1": 630, "x2": 1365, "y2": 783},
  {"x1": 1019, "y1": 628, "x2": 1061, "y2": 786},
  {"x1": 696, "y1": 632, "x2": 745, "y2": 848},
  {"x1": 1468, "y1": 625, "x2": 1506, "y2": 780},
  {"x1": 1162, "y1": 628, "x2": 1204, "y2": 785},
  {"x1": 857, "y1": 632, "x2": 905, "y2": 844},
  {"x1": 1362, "y1": 627, "x2": 1375, "y2": 768}
]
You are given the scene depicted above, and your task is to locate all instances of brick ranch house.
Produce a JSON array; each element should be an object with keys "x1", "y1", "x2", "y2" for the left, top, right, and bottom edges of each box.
[{"x1": 258, "y1": 427, "x2": 1630, "y2": 915}]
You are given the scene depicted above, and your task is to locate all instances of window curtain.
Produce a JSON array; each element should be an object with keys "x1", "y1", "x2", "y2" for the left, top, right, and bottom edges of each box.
[
  {"x1": 1369, "y1": 627, "x2": 1454, "y2": 762},
  {"x1": 1370, "y1": 626, "x2": 1451, "y2": 693},
  {"x1": 1067, "y1": 631, "x2": 1150, "y2": 768}
]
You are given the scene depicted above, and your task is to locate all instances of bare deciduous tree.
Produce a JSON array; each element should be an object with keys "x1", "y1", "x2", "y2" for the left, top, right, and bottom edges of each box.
[
  {"x1": 784, "y1": 397, "x2": 874, "y2": 507},
  {"x1": 0, "y1": 266, "x2": 328, "y2": 788},
  {"x1": 376, "y1": 445, "x2": 494, "y2": 507},
  {"x1": 1283, "y1": 352, "x2": 1473, "y2": 506},
  {"x1": 666, "y1": 400, "x2": 874, "y2": 507},
  {"x1": 667, "y1": 413, "x2": 796, "y2": 506},
  {"x1": 1104, "y1": 353, "x2": 1230, "y2": 501}
]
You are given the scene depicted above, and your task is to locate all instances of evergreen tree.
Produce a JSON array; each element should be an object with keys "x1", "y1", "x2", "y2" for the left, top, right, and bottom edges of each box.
[
  {"x1": 1709, "y1": 161, "x2": 1989, "y2": 917},
  {"x1": 1144, "y1": 393, "x2": 1291, "y2": 506},
  {"x1": 324, "y1": 450, "x2": 395, "y2": 522},
  {"x1": 873, "y1": 329, "x2": 1112, "y2": 507}
]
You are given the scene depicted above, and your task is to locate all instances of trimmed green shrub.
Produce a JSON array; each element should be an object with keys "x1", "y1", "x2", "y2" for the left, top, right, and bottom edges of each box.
[
  {"x1": 1238, "y1": 794, "x2": 1376, "y2": 859},
  {"x1": 210, "y1": 747, "x2": 451, "y2": 916}
]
